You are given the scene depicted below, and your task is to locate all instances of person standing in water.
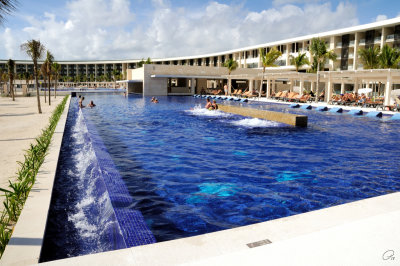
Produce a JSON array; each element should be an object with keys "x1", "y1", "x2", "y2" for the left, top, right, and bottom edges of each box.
[{"x1": 205, "y1": 98, "x2": 212, "y2": 109}]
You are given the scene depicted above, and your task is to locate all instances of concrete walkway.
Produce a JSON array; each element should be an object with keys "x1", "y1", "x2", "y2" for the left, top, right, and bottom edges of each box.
[{"x1": 0, "y1": 95, "x2": 63, "y2": 209}]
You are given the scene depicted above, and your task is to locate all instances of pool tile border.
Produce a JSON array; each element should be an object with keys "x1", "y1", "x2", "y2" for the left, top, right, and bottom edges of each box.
[{"x1": 81, "y1": 104, "x2": 156, "y2": 247}]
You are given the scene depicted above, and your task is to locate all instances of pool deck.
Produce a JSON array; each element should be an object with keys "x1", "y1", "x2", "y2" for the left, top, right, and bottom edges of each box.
[
  {"x1": 0, "y1": 95, "x2": 64, "y2": 211},
  {"x1": 0, "y1": 96, "x2": 70, "y2": 265},
  {"x1": 1, "y1": 95, "x2": 399, "y2": 265}
]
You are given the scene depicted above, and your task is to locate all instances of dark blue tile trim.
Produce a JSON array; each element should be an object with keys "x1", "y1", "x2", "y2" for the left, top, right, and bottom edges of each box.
[{"x1": 77, "y1": 100, "x2": 156, "y2": 247}]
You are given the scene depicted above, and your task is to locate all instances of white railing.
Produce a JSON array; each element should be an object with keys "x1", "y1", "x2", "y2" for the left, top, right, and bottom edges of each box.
[{"x1": 386, "y1": 34, "x2": 395, "y2": 40}]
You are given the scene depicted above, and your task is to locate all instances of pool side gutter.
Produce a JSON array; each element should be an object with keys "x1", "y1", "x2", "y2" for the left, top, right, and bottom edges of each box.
[
  {"x1": 1, "y1": 97, "x2": 71, "y2": 266},
  {"x1": 41, "y1": 191, "x2": 400, "y2": 266}
]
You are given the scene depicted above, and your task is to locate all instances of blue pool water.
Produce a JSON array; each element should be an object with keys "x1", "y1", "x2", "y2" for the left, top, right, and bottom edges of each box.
[{"x1": 42, "y1": 94, "x2": 400, "y2": 260}]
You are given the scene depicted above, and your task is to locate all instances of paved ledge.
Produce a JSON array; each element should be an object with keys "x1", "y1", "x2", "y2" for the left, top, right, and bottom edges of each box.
[
  {"x1": 219, "y1": 104, "x2": 308, "y2": 127},
  {"x1": 0, "y1": 97, "x2": 71, "y2": 266},
  {"x1": 42, "y1": 192, "x2": 400, "y2": 266}
]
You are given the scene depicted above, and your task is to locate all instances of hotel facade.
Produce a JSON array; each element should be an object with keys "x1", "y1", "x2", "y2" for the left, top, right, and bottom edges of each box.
[{"x1": 1, "y1": 17, "x2": 400, "y2": 104}]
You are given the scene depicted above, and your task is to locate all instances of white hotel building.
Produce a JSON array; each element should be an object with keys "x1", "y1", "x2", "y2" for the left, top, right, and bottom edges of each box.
[{"x1": 1, "y1": 17, "x2": 400, "y2": 104}]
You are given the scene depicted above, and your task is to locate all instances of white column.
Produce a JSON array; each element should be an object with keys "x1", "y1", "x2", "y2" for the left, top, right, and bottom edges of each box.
[
  {"x1": 384, "y1": 74, "x2": 392, "y2": 106},
  {"x1": 286, "y1": 44, "x2": 290, "y2": 66},
  {"x1": 353, "y1": 32, "x2": 359, "y2": 70},
  {"x1": 190, "y1": 78, "x2": 195, "y2": 94},
  {"x1": 249, "y1": 79, "x2": 254, "y2": 93},
  {"x1": 299, "y1": 78, "x2": 304, "y2": 95},
  {"x1": 326, "y1": 77, "x2": 333, "y2": 103},
  {"x1": 381, "y1": 27, "x2": 386, "y2": 50},
  {"x1": 289, "y1": 79, "x2": 294, "y2": 92},
  {"x1": 272, "y1": 79, "x2": 275, "y2": 95},
  {"x1": 238, "y1": 52, "x2": 242, "y2": 68},
  {"x1": 266, "y1": 78, "x2": 271, "y2": 98},
  {"x1": 243, "y1": 52, "x2": 247, "y2": 68},
  {"x1": 217, "y1": 56, "x2": 221, "y2": 67},
  {"x1": 341, "y1": 82, "x2": 345, "y2": 94}
]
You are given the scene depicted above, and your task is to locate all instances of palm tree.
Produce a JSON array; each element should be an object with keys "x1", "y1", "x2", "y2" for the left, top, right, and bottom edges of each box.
[
  {"x1": 7, "y1": 59, "x2": 15, "y2": 101},
  {"x1": 223, "y1": 58, "x2": 238, "y2": 95},
  {"x1": 358, "y1": 46, "x2": 380, "y2": 69},
  {"x1": 259, "y1": 48, "x2": 282, "y2": 97},
  {"x1": 378, "y1": 44, "x2": 400, "y2": 69},
  {"x1": 21, "y1": 40, "x2": 45, "y2": 114},
  {"x1": 310, "y1": 38, "x2": 337, "y2": 102},
  {"x1": 23, "y1": 72, "x2": 31, "y2": 93},
  {"x1": 0, "y1": 0, "x2": 18, "y2": 24},
  {"x1": 290, "y1": 52, "x2": 310, "y2": 72},
  {"x1": 112, "y1": 69, "x2": 119, "y2": 88},
  {"x1": 52, "y1": 62, "x2": 60, "y2": 98},
  {"x1": 43, "y1": 51, "x2": 54, "y2": 105}
]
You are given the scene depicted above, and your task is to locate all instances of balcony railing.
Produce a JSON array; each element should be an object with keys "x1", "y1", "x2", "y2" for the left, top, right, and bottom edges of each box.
[
  {"x1": 386, "y1": 34, "x2": 395, "y2": 40},
  {"x1": 374, "y1": 36, "x2": 382, "y2": 43},
  {"x1": 359, "y1": 39, "x2": 365, "y2": 45},
  {"x1": 349, "y1": 40, "x2": 355, "y2": 46}
]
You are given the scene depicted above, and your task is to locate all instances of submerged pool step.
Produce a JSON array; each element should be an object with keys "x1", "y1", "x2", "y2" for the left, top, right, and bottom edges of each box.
[
  {"x1": 300, "y1": 105, "x2": 312, "y2": 110},
  {"x1": 366, "y1": 111, "x2": 383, "y2": 118},
  {"x1": 391, "y1": 113, "x2": 400, "y2": 120},
  {"x1": 316, "y1": 106, "x2": 328, "y2": 112},
  {"x1": 347, "y1": 109, "x2": 363, "y2": 116},
  {"x1": 329, "y1": 107, "x2": 343, "y2": 113}
]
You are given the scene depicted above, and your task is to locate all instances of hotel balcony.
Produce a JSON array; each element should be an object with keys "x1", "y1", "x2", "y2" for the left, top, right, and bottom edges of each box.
[
  {"x1": 359, "y1": 39, "x2": 366, "y2": 45},
  {"x1": 349, "y1": 40, "x2": 355, "y2": 46},
  {"x1": 374, "y1": 36, "x2": 382, "y2": 43},
  {"x1": 386, "y1": 34, "x2": 395, "y2": 41},
  {"x1": 336, "y1": 42, "x2": 342, "y2": 48}
]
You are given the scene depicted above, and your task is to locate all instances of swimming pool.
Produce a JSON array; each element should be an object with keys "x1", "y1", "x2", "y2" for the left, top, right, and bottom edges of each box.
[{"x1": 42, "y1": 94, "x2": 400, "y2": 260}]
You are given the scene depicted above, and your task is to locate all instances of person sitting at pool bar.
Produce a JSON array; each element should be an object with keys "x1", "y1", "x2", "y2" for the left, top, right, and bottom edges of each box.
[{"x1": 205, "y1": 98, "x2": 212, "y2": 109}]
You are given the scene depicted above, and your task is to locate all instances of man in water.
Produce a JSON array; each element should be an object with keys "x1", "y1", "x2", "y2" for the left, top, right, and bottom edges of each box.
[
  {"x1": 87, "y1": 101, "x2": 96, "y2": 108},
  {"x1": 79, "y1": 96, "x2": 85, "y2": 108}
]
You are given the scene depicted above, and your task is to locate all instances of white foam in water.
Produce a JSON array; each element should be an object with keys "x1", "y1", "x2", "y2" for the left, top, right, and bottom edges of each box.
[
  {"x1": 186, "y1": 104, "x2": 232, "y2": 118},
  {"x1": 231, "y1": 118, "x2": 282, "y2": 128},
  {"x1": 66, "y1": 108, "x2": 121, "y2": 252}
]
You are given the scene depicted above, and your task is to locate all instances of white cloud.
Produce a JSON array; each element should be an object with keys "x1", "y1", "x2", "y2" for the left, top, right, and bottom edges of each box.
[
  {"x1": 375, "y1": 14, "x2": 388, "y2": 22},
  {"x1": 0, "y1": 0, "x2": 359, "y2": 60}
]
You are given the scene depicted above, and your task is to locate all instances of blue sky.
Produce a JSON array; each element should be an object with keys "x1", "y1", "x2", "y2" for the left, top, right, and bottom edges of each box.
[{"x1": 1, "y1": 0, "x2": 399, "y2": 60}]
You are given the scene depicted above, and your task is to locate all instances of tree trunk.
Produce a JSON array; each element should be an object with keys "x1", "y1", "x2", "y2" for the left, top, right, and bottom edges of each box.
[
  {"x1": 44, "y1": 78, "x2": 47, "y2": 103},
  {"x1": 55, "y1": 75, "x2": 57, "y2": 98},
  {"x1": 259, "y1": 67, "x2": 265, "y2": 99},
  {"x1": 34, "y1": 64, "x2": 42, "y2": 114},
  {"x1": 48, "y1": 75, "x2": 51, "y2": 105},
  {"x1": 10, "y1": 77, "x2": 14, "y2": 101},
  {"x1": 315, "y1": 62, "x2": 320, "y2": 103}
]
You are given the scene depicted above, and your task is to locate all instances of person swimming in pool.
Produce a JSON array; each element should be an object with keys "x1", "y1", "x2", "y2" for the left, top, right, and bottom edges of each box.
[
  {"x1": 205, "y1": 98, "x2": 212, "y2": 109},
  {"x1": 212, "y1": 100, "x2": 218, "y2": 110},
  {"x1": 87, "y1": 100, "x2": 96, "y2": 108}
]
